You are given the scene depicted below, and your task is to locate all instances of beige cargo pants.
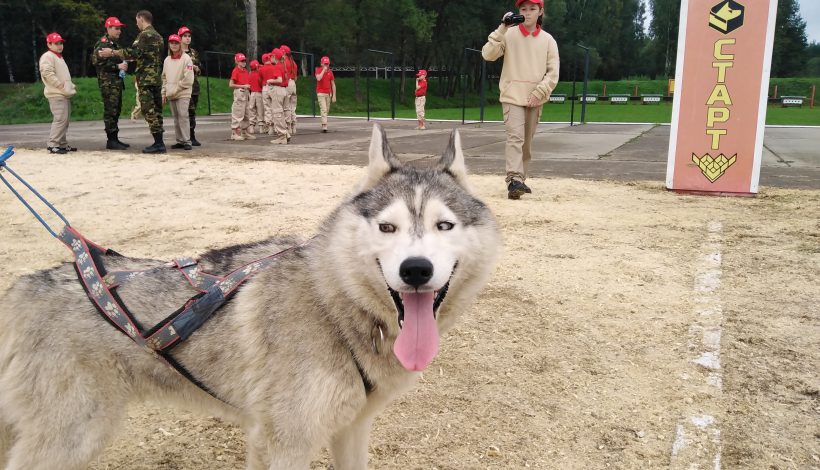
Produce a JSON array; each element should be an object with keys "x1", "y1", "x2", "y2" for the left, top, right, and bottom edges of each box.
[
  {"x1": 502, "y1": 102, "x2": 542, "y2": 183},
  {"x1": 230, "y1": 88, "x2": 250, "y2": 130},
  {"x1": 271, "y1": 86, "x2": 289, "y2": 139},
  {"x1": 317, "y1": 93, "x2": 331, "y2": 125},
  {"x1": 47, "y1": 96, "x2": 71, "y2": 148},
  {"x1": 248, "y1": 91, "x2": 264, "y2": 130}
]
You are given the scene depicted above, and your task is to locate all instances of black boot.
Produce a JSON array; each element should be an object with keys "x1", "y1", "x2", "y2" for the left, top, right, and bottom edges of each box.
[
  {"x1": 142, "y1": 132, "x2": 167, "y2": 154},
  {"x1": 190, "y1": 127, "x2": 201, "y2": 146},
  {"x1": 114, "y1": 130, "x2": 130, "y2": 148},
  {"x1": 106, "y1": 131, "x2": 128, "y2": 150}
]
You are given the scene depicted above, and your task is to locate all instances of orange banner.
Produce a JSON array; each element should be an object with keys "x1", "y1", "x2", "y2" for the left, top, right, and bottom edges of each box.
[{"x1": 667, "y1": 0, "x2": 778, "y2": 194}]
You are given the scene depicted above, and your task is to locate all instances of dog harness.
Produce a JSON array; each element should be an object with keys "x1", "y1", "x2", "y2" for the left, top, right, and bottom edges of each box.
[
  {"x1": 57, "y1": 225, "x2": 299, "y2": 402},
  {"x1": 1, "y1": 146, "x2": 374, "y2": 402}
]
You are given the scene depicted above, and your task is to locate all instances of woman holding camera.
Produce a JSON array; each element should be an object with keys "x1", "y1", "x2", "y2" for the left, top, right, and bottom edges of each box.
[{"x1": 482, "y1": 0, "x2": 559, "y2": 200}]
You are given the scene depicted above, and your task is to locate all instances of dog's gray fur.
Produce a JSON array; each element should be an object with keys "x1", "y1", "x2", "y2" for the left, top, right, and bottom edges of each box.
[{"x1": 0, "y1": 124, "x2": 499, "y2": 469}]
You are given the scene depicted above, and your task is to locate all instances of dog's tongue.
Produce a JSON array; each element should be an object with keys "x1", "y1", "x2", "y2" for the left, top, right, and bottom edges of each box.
[{"x1": 393, "y1": 291, "x2": 439, "y2": 371}]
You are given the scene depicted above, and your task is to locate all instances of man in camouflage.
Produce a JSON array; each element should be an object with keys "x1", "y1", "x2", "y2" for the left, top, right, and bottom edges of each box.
[
  {"x1": 99, "y1": 10, "x2": 166, "y2": 154},
  {"x1": 178, "y1": 26, "x2": 202, "y2": 146},
  {"x1": 92, "y1": 16, "x2": 129, "y2": 150}
]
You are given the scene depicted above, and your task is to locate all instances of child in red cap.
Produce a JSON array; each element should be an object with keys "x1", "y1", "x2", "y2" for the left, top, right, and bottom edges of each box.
[
  {"x1": 229, "y1": 53, "x2": 254, "y2": 140},
  {"x1": 315, "y1": 56, "x2": 336, "y2": 132},
  {"x1": 259, "y1": 53, "x2": 275, "y2": 134},
  {"x1": 178, "y1": 26, "x2": 202, "y2": 146},
  {"x1": 482, "y1": 0, "x2": 559, "y2": 200},
  {"x1": 39, "y1": 32, "x2": 77, "y2": 154},
  {"x1": 415, "y1": 69, "x2": 428, "y2": 130},
  {"x1": 281, "y1": 45, "x2": 298, "y2": 135},
  {"x1": 162, "y1": 34, "x2": 195, "y2": 150},
  {"x1": 267, "y1": 48, "x2": 289, "y2": 144},
  {"x1": 248, "y1": 59, "x2": 265, "y2": 135}
]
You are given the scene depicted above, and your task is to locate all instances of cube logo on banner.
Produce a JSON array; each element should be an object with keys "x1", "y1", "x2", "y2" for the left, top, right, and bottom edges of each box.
[
  {"x1": 666, "y1": 0, "x2": 778, "y2": 194},
  {"x1": 709, "y1": 1, "x2": 745, "y2": 34}
]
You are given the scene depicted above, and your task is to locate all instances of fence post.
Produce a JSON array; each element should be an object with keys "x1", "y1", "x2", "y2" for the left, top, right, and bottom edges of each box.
[
  {"x1": 578, "y1": 44, "x2": 590, "y2": 124},
  {"x1": 810, "y1": 85, "x2": 815, "y2": 109},
  {"x1": 480, "y1": 59, "x2": 486, "y2": 123},
  {"x1": 633, "y1": 84, "x2": 638, "y2": 97},
  {"x1": 602, "y1": 81, "x2": 607, "y2": 98},
  {"x1": 205, "y1": 54, "x2": 211, "y2": 116},
  {"x1": 773, "y1": 84, "x2": 778, "y2": 99}
]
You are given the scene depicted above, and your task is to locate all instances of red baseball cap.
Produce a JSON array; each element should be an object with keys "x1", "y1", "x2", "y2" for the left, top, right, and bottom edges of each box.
[
  {"x1": 234, "y1": 53, "x2": 246, "y2": 62},
  {"x1": 250, "y1": 60, "x2": 259, "y2": 69},
  {"x1": 168, "y1": 34, "x2": 181, "y2": 43},
  {"x1": 416, "y1": 69, "x2": 427, "y2": 77},
  {"x1": 515, "y1": 0, "x2": 543, "y2": 6},
  {"x1": 178, "y1": 26, "x2": 192, "y2": 36},
  {"x1": 320, "y1": 56, "x2": 330, "y2": 65},
  {"x1": 46, "y1": 32, "x2": 65, "y2": 44},
  {"x1": 280, "y1": 45, "x2": 291, "y2": 54},
  {"x1": 272, "y1": 48, "x2": 283, "y2": 59},
  {"x1": 261, "y1": 53, "x2": 271, "y2": 62},
  {"x1": 104, "y1": 17, "x2": 125, "y2": 28}
]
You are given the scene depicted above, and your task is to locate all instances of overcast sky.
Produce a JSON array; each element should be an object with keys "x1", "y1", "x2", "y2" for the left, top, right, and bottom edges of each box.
[
  {"x1": 799, "y1": 0, "x2": 819, "y2": 43},
  {"x1": 641, "y1": 0, "x2": 819, "y2": 43}
]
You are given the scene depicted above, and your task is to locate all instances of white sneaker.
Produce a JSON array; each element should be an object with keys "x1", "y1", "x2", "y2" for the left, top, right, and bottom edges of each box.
[
  {"x1": 230, "y1": 132, "x2": 245, "y2": 141},
  {"x1": 243, "y1": 131, "x2": 257, "y2": 140}
]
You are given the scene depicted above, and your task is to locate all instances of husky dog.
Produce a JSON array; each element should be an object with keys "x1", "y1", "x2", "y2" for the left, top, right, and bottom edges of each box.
[{"x1": 0, "y1": 124, "x2": 500, "y2": 469}]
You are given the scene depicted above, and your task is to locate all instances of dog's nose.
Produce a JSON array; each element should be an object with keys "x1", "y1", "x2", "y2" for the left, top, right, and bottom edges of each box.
[{"x1": 399, "y1": 257, "x2": 434, "y2": 288}]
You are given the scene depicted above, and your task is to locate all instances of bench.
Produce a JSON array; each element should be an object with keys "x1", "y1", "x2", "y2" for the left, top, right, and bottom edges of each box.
[
  {"x1": 549, "y1": 94, "x2": 567, "y2": 104},
  {"x1": 609, "y1": 94, "x2": 630, "y2": 104},
  {"x1": 780, "y1": 96, "x2": 805, "y2": 108},
  {"x1": 641, "y1": 94, "x2": 663, "y2": 105}
]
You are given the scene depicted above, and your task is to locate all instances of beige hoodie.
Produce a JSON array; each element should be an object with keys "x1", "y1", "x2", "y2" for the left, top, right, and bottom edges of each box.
[
  {"x1": 162, "y1": 52, "x2": 195, "y2": 100},
  {"x1": 482, "y1": 24, "x2": 560, "y2": 107},
  {"x1": 39, "y1": 51, "x2": 76, "y2": 99}
]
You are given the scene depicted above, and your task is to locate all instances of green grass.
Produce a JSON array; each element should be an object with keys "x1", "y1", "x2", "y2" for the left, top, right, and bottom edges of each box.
[{"x1": 1, "y1": 76, "x2": 818, "y2": 126}]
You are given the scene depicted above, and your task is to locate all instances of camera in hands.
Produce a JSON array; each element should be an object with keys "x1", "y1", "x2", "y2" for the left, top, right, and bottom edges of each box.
[{"x1": 503, "y1": 12, "x2": 525, "y2": 26}]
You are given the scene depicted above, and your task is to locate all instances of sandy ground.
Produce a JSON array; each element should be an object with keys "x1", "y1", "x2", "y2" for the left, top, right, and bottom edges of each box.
[{"x1": 0, "y1": 149, "x2": 818, "y2": 469}]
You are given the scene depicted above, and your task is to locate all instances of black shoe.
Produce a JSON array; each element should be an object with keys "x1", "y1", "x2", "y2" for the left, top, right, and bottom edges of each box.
[
  {"x1": 170, "y1": 143, "x2": 185, "y2": 149},
  {"x1": 322, "y1": 128, "x2": 328, "y2": 133},
  {"x1": 106, "y1": 139, "x2": 128, "y2": 150},
  {"x1": 521, "y1": 181, "x2": 532, "y2": 194},
  {"x1": 142, "y1": 133, "x2": 166, "y2": 154},
  {"x1": 62, "y1": 145, "x2": 77, "y2": 152},
  {"x1": 106, "y1": 132, "x2": 128, "y2": 150},
  {"x1": 112, "y1": 131, "x2": 130, "y2": 148},
  {"x1": 183, "y1": 144, "x2": 192, "y2": 150},
  {"x1": 47, "y1": 146, "x2": 67, "y2": 155},
  {"x1": 507, "y1": 180, "x2": 527, "y2": 200},
  {"x1": 190, "y1": 128, "x2": 201, "y2": 146}
]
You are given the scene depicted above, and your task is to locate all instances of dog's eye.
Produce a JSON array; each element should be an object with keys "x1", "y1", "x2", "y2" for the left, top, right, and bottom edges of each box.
[
  {"x1": 379, "y1": 223, "x2": 396, "y2": 233},
  {"x1": 436, "y1": 221, "x2": 455, "y2": 231}
]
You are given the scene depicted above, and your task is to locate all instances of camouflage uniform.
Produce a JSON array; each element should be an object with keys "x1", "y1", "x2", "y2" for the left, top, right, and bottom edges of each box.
[
  {"x1": 91, "y1": 34, "x2": 124, "y2": 135},
  {"x1": 187, "y1": 47, "x2": 201, "y2": 123},
  {"x1": 119, "y1": 25, "x2": 164, "y2": 135}
]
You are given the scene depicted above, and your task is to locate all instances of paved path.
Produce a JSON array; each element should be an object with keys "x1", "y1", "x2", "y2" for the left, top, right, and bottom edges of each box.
[{"x1": 1, "y1": 116, "x2": 818, "y2": 189}]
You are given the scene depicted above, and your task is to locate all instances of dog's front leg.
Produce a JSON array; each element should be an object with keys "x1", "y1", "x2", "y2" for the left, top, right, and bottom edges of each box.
[{"x1": 330, "y1": 414, "x2": 373, "y2": 470}]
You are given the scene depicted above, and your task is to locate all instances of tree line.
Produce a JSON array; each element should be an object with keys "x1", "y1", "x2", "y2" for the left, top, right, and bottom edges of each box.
[{"x1": 1, "y1": 0, "x2": 816, "y2": 98}]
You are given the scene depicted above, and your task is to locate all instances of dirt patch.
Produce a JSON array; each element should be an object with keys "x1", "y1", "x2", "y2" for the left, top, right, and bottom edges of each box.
[{"x1": 0, "y1": 150, "x2": 817, "y2": 469}]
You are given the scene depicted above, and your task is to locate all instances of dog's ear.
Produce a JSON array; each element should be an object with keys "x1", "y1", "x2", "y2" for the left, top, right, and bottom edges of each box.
[
  {"x1": 438, "y1": 129, "x2": 472, "y2": 191},
  {"x1": 360, "y1": 123, "x2": 401, "y2": 191}
]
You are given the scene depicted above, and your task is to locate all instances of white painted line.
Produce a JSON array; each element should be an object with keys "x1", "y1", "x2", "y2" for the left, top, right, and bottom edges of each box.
[{"x1": 670, "y1": 221, "x2": 724, "y2": 469}]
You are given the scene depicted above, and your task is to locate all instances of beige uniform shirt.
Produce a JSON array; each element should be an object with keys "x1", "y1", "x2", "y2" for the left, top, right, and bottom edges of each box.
[
  {"x1": 39, "y1": 51, "x2": 77, "y2": 99},
  {"x1": 482, "y1": 24, "x2": 560, "y2": 106}
]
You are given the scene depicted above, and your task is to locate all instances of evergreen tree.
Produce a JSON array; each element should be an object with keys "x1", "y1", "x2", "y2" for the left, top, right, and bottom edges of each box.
[{"x1": 771, "y1": 0, "x2": 809, "y2": 77}]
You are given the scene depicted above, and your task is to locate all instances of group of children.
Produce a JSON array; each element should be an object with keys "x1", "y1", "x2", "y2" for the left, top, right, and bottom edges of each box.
[
  {"x1": 228, "y1": 46, "x2": 302, "y2": 144},
  {"x1": 39, "y1": 30, "x2": 428, "y2": 153}
]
